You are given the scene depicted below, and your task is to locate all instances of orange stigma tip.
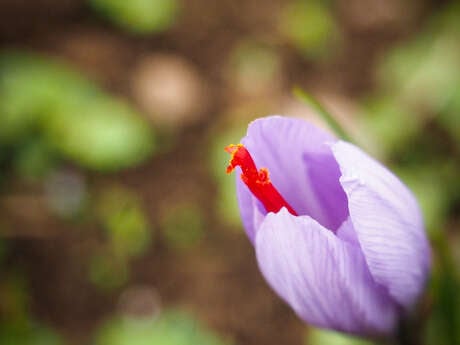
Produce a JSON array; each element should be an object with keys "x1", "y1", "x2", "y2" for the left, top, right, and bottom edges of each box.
[
  {"x1": 224, "y1": 144, "x2": 243, "y2": 173},
  {"x1": 224, "y1": 143, "x2": 298, "y2": 216}
]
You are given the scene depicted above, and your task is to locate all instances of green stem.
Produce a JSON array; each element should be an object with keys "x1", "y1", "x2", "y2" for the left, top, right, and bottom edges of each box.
[{"x1": 292, "y1": 86, "x2": 352, "y2": 142}]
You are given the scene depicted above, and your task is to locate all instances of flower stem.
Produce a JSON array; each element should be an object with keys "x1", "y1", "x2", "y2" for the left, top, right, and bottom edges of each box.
[{"x1": 292, "y1": 86, "x2": 352, "y2": 142}]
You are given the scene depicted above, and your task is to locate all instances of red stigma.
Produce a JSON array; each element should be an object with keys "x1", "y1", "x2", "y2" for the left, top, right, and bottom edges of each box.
[{"x1": 225, "y1": 144, "x2": 298, "y2": 216}]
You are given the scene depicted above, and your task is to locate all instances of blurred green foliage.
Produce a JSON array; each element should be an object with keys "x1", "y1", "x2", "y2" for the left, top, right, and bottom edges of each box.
[
  {"x1": 361, "y1": 99, "x2": 419, "y2": 157},
  {"x1": 95, "y1": 311, "x2": 229, "y2": 345},
  {"x1": 90, "y1": 0, "x2": 179, "y2": 34},
  {"x1": 1, "y1": 1, "x2": 460, "y2": 344},
  {"x1": 0, "y1": 274, "x2": 63, "y2": 345},
  {"x1": 278, "y1": 0, "x2": 339, "y2": 59},
  {"x1": 46, "y1": 100, "x2": 154, "y2": 171},
  {"x1": 427, "y1": 235, "x2": 460, "y2": 345},
  {"x1": 359, "y1": 4, "x2": 460, "y2": 345},
  {"x1": 228, "y1": 41, "x2": 281, "y2": 95},
  {"x1": 97, "y1": 186, "x2": 152, "y2": 257},
  {"x1": 0, "y1": 324, "x2": 63, "y2": 345},
  {"x1": 364, "y1": 3, "x2": 460, "y2": 157},
  {"x1": 361, "y1": 3, "x2": 460, "y2": 233},
  {"x1": 0, "y1": 52, "x2": 156, "y2": 172},
  {"x1": 0, "y1": 275, "x2": 29, "y2": 327},
  {"x1": 378, "y1": 9, "x2": 460, "y2": 120},
  {"x1": 89, "y1": 250, "x2": 130, "y2": 290},
  {"x1": 209, "y1": 123, "x2": 247, "y2": 228},
  {"x1": 306, "y1": 328, "x2": 374, "y2": 345},
  {"x1": 90, "y1": 185, "x2": 152, "y2": 290},
  {"x1": 0, "y1": 51, "x2": 157, "y2": 294},
  {"x1": 161, "y1": 203, "x2": 204, "y2": 250},
  {"x1": 395, "y1": 167, "x2": 450, "y2": 234},
  {"x1": 14, "y1": 138, "x2": 57, "y2": 180}
]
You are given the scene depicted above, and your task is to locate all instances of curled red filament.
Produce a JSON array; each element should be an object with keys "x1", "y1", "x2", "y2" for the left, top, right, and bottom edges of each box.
[{"x1": 225, "y1": 144, "x2": 297, "y2": 216}]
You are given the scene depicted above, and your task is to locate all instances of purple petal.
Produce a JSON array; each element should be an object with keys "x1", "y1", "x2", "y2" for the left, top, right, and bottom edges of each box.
[
  {"x1": 236, "y1": 175, "x2": 265, "y2": 244},
  {"x1": 332, "y1": 141, "x2": 431, "y2": 309},
  {"x1": 255, "y1": 208, "x2": 397, "y2": 335},
  {"x1": 336, "y1": 217, "x2": 359, "y2": 246},
  {"x1": 236, "y1": 116, "x2": 348, "y2": 241}
]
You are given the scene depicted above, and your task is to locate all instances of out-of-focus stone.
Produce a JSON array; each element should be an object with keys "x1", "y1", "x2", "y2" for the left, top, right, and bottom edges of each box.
[
  {"x1": 118, "y1": 285, "x2": 161, "y2": 319},
  {"x1": 338, "y1": 0, "x2": 424, "y2": 32},
  {"x1": 131, "y1": 54, "x2": 209, "y2": 128},
  {"x1": 44, "y1": 168, "x2": 87, "y2": 218}
]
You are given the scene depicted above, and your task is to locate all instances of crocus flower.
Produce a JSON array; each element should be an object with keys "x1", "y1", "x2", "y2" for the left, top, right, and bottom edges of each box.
[{"x1": 225, "y1": 116, "x2": 430, "y2": 337}]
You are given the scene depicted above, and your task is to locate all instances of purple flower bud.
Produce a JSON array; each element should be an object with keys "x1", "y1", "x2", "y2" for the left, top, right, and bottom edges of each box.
[{"x1": 226, "y1": 116, "x2": 431, "y2": 337}]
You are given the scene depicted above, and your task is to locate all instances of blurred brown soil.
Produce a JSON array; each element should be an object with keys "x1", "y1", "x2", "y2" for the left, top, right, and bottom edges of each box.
[{"x1": 0, "y1": 0, "x2": 441, "y2": 344}]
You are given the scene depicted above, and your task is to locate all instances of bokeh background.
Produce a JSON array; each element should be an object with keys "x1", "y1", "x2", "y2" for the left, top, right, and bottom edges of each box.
[{"x1": 0, "y1": 0, "x2": 459, "y2": 344}]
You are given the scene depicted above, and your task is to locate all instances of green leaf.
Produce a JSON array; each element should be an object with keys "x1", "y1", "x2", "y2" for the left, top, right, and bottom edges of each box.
[
  {"x1": 306, "y1": 328, "x2": 375, "y2": 345},
  {"x1": 90, "y1": 0, "x2": 179, "y2": 33},
  {"x1": 278, "y1": 0, "x2": 339, "y2": 59},
  {"x1": 95, "y1": 311, "x2": 229, "y2": 345},
  {"x1": 45, "y1": 99, "x2": 155, "y2": 171}
]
